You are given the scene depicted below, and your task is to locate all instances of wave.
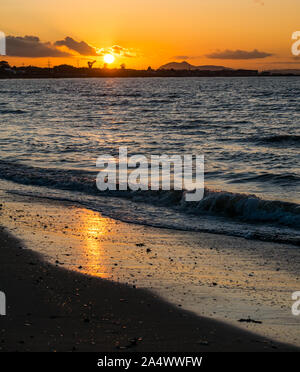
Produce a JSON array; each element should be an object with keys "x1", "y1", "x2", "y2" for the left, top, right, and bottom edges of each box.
[
  {"x1": 255, "y1": 134, "x2": 300, "y2": 146},
  {"x1": 188, "y1": 189, "x2": 300, "y2": 227},
  {"x1": 230, "y1": 172, "x2": 300, "y2": 185},
  {"x1": 0, "y1": 160, "x2": 299, "y2": 232},
  {"x1": 0, "y1": 109, "x2": 28, "y2": 115}
]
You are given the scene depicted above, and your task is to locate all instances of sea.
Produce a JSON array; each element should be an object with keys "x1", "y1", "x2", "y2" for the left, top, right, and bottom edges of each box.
[{"x1": 0, "y1": 76, "x2": 299, "y2": 245}]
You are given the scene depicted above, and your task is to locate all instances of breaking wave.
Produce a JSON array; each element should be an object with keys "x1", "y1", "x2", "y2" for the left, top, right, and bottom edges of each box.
[{"x1": 0, "y1": 160, "x2": 299, "y2": 231}]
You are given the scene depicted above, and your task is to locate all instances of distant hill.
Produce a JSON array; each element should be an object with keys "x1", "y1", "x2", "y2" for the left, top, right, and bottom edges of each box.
[{"x1": 158, "y1": 61, "x2": 233, "y2": 71}]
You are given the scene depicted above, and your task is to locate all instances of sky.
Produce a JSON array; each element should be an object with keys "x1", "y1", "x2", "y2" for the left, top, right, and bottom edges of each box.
[{"x1": 1, "y1": 0, "x2": 300, "y2": 69}]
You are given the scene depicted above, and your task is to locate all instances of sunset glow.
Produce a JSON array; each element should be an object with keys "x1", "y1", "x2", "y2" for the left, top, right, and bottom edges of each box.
[{"x1": 1, "y1": 1, "x2": 300, "y2": 70}]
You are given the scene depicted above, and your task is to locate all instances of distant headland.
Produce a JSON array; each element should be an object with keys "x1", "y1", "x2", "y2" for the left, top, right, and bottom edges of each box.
[{"x1": 1, "y1": 60, "x2": 300, "y2": 79}]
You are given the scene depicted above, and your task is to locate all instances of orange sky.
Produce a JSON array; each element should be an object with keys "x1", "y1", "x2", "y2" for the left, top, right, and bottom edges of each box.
[{"x1": 1, "y1": 0, "x2": 300, "y2": 70}]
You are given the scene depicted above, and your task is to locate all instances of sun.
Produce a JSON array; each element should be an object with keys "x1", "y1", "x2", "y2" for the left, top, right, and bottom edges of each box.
[{"x1": 103, "y1": 54, "x2": 115, "y2": 64}]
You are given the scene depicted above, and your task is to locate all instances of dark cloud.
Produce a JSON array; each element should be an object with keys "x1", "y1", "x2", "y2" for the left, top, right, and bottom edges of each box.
[
  {"x1": 6, "y1": 35, "x2": 136, "y2": 59},
  {"x1": 6, "y1": 35, "x2": 71, "y2": 57},
  {"x1": 206, "y1": 49, "x2": 272, "y2": 60},
  {"x1": 55, "y1": 37, "x2": 97, "y2": 56}
]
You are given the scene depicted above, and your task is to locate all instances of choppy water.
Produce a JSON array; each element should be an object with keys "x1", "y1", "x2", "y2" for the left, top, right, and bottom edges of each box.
[{"x1": 0, "y1": 77, "x2": 299, "y2": 244}]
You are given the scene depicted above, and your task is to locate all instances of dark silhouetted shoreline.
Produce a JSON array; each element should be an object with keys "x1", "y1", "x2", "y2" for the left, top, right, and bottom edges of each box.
[{"x1": 1, "y1": 61, "x2": 300, "y2": 79}]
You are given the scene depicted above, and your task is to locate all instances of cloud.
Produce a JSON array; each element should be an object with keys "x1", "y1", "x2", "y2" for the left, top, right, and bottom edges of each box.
[
  {"x1": 6, "y1": 35, "x2": 136, "y2": 59},
  {"x1": 103, "y1": 45, "x2": 136, "y2": 58},
  {"x1": 6, "y1": 35, "x2": 71, "y2": 57},
  {"x1": 55, "y1": 36, "x2": 97, "y2": 56},
  {"x1": 206, "y1": 49, "x2": 272, "y2": 60},
  {"x1": 111, "y1": 45, "x2": 124, "y2": 55}
]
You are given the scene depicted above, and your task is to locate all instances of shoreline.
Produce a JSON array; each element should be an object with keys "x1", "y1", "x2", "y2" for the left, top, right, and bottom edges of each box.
[
  {"x1": 0, "y1": 227, "x2": 298, "y2": 352},
  {"x1": 1, "y1": 75, "x2": 300, "y2": 80}
]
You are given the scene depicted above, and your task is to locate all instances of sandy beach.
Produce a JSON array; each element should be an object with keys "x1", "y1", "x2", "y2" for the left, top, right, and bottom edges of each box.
[
  {"x1": 0, "y1": 183, "x2": 299, "y2": 351},
  {"x1": 1, "y1": 227, "x2": 299, "y2": 352}
]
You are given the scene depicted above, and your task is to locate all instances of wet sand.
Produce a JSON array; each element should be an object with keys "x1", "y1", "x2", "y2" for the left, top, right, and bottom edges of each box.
[
  {"x1": 0, "y1": 227, "x2": 298, "y2": 352},
  {"x1": 0, "y1": 187, "x2": 300, "y2": 351}
]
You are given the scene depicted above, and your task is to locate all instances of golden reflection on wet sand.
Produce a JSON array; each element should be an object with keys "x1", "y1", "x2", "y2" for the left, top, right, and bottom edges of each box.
[{"x1": 75, "y1": 209, "x2": 112, "y2": 278}]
